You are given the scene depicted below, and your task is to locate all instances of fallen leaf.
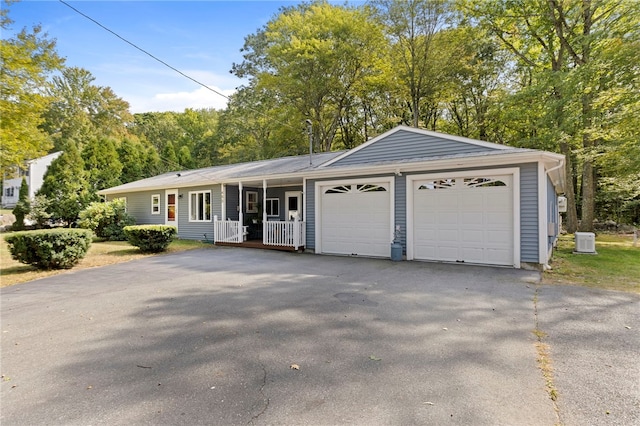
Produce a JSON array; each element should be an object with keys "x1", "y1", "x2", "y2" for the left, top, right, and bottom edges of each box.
[
  {"x1": 290, "y1": 364, "x2": 300, "y2": 370},
  {"x1": 423, "y1": 402, "x2": 435, "y2": 405},
  {"x1": 442, "y1": 328, "x2": 448, "y2": 331},
  {"x1": 624, "y1": 326, "x2": 631, "y2": 330},
  {"x1": 369, "y1": 355, "x2": 382, "y2": 361}
]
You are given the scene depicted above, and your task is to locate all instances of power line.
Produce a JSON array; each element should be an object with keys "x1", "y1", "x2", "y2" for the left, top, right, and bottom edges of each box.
[{"x1": 58, "y1": 0, "x2": 231, "y2": 102}]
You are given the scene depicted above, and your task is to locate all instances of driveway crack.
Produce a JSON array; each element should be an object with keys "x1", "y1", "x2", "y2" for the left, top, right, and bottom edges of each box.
[
  {"x1": 533, "y1": 285, "x2": 562, "y2": 425},
  {"x1": 247, "y1": 362, "x2": 269, "y2": 425}
]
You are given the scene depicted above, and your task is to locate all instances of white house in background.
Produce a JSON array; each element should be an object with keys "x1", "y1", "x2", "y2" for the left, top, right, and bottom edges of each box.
[
  {"x1": 2, "y1": 151, "x2": 62, "y2": 208},
  {"x1": 99, "y1": 126, "x2": 566, "y2": 270}
]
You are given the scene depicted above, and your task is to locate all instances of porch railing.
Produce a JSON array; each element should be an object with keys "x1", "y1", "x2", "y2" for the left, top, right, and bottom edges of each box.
[
  {"x1": 263, "y1": 219, "x2": 305, "y2": 250},
  {"x1": 213, "y1": 219, "x2": 246, "y2": 243}
]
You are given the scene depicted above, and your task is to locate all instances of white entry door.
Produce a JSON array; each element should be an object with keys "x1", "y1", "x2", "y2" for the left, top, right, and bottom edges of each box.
[
  {"x1": 285, "y1": 191, "x2": 302, "y2": 220},
  {"x1": 166, "y1": 189, "x2": 178, "y2": 230},
  {"x1": 411, "y1": 174, "x2": 515, "y2": 266},
  {"x1": 319, "y1": 181, "x2": 392, "y2": 257}
]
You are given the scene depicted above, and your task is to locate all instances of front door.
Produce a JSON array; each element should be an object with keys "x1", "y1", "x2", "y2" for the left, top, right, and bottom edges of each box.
[
  {"x1": 166, "y1": 189, "x2": 178, "y2": 229},
  {"x1": 285, "y1": 191, "x2": 302, "y2": 220}
]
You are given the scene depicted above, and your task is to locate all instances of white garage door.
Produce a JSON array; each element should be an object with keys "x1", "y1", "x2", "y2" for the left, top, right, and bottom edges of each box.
[
  {"x1": 412, "y1": 175, "x2": 514, "y2": 266},
  {"x1": 320, "y1": 183, "x2": 391, "y2": 257}
]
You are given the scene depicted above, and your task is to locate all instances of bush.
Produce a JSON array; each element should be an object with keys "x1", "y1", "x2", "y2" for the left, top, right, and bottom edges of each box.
[
  {"x1": 5, "y1": 229, "x2": 93, "y2": 270},
  {"x1": 123, "y1": 225, "x2": 177, "y2": 253},
  {"x1": 78, "y1": 199, "x2": 135, "y2": 240},
  {"x1": 12, "y1": 177, "x2": 30, "y2": 231}
]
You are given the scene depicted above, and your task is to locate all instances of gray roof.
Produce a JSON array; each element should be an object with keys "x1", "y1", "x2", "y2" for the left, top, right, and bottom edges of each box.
[{"x1": 100, "y1": 151, "x2": 345, "y2": 194}]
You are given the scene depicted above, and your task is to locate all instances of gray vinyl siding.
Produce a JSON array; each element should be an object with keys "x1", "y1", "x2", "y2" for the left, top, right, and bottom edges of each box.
[
  {"x1": 176, "y1": 185, "x2": 219, "y2": 241},
  {"x1": 107, "y1": 190, "x2": 165, "y2": 225},
  {"x1": 331, "y1": 130, "x2": 494, "y2": 166},
  {"x1": 394, "y1": 175, "x2": 406, "y2": 251},
  {"x1": 520, "y1": 163, "x2": 539, "y2": 263}
]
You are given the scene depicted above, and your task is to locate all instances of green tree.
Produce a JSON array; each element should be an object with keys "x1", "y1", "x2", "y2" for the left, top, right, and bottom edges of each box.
[
  {"x1": 464, "y1": 0, "x2": 640, "y2": 231},
  {"x1": 38, "y1": 143, "x2": 91, "y2": 226},
  {"x1": 42, "y1": 67, "x2": 132, "y2": 151},
  {"x1": 82, "y1": 136, "x2": 123, "y2": 192},
  {"x1": 372, "y1": 0, "x2": 452, "y2": 128},
  {"x1": 0, "y1": 7, "x2": 64, "y2": 175},
  {"x1": 233, "y1": 1, "x2": 388, "y2": 152},
  {"x1": 11, "y1": 177, "x2": 30, "y2": 231},
  {"x1": 26, "y1": 194, "x2": 52, "y2": 229}
]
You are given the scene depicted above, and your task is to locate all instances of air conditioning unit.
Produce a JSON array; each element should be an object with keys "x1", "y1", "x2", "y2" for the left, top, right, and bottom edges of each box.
[{"x1": 574, "y1": 232, "x2": 597, "y2": 254}]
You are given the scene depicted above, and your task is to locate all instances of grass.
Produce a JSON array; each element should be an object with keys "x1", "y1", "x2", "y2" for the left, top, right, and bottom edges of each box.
[
  {"x1": 0, "y1": 234, "x2": 213, "y2": 287},
  {"x1": 544, "y1": 233, "x2": 640, "y2": 294}
]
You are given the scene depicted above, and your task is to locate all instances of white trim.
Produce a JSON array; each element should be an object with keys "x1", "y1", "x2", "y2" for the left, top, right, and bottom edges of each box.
[
  {"x1": 322, "y1": 125, "x2": 512, "y2": 167},
  {"x1": 406, "y1": 168, "x2": 520, "y2": 268},
  {"x1": 151, "y1": 193, "x2": 160, "y2": 215},
  {"x1": 98, "y1": 150, "x2": 564, "y2": 196},
  {"x1": 302, "y1": 178, "x2": 307, "y2": 223},
  {"x1": 315, "y1": 176, "x2": 395, "y2": 255},
  {"x1": 188, "y1": 190, "x2": 212, "y2": 222},
  {"x1": 538, "y1": 162, "x2": 548, "y2": 265},
  {"x1": 165, "y1": 189, "x2": 178, "y2": 229}
]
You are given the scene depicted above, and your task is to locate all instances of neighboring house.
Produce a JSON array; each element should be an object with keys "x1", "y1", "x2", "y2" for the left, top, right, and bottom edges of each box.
[
  {"x1": 2, "y1": 151, "x2": 63, "y2": 209},
  {"x1": 99, "y1": 126, "x2": 565, "y2": 269}
]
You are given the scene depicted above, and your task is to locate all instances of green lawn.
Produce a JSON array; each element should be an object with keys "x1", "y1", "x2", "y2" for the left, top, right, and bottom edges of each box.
[
  {"x1": 1, "y1": 235, "x2": 213, "y2": 287},
  {"x1": 544, "y1": 233, "x2": 640, "y2": 293}
]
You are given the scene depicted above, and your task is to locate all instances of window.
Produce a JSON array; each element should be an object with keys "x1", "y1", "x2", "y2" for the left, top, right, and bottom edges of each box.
[
  {"x1": 151, "y1": 194, "x2": 160, "y2": 215},
  {"x1": 265, "y1": 198, "x2": 280, "y2": 217},
  {"x1": 246, "y1": 191, "x2": 258, "y2": 213},
  {"x1": 189, "y1": 191, "x2": 212, "y2": 222}
]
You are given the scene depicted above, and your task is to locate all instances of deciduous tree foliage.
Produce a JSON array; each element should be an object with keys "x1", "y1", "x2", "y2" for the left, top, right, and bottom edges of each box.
[
  {"x1": 232, "y1": 1, "x2": 388, "y2": 152},
  {"x1": 0, "y1": 7, "x2": 64, "y2": 175}
]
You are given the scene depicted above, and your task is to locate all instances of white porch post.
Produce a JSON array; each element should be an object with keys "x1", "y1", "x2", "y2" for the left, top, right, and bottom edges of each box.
[
  {"x1": 263, "y1": 179, "x2": 268, "y2": 244},
  {"x1": 238, "y1": 182, "x2": 243, "y2": 243},
  {"x1": 221, "y1": 184, "x2": 226, "y2": 220},
  {"x1": 293, "y1": 217, "x2": 300, "y2": 250}
]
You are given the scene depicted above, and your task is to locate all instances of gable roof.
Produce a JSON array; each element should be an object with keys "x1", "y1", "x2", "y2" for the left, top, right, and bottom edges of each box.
[{"x1": 322, "y1": 126, "x2": 512, "y2": 167}]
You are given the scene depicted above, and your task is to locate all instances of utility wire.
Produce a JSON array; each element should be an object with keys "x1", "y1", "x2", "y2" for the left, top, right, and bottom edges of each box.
[
  {"x1": 58, "y1": 0, "x2": 231, "y2": 102},
  {"x1": 57, "y1": 0, "x2": 304, "y2": 134}
]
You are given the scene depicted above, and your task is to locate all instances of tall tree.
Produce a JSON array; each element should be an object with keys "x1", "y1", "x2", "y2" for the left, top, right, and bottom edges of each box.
[
  {"x1": 0, "y1": 5, "x2": 64, "y2": 175},
  {"x1": 373, "y1": 0, "x2": 452, "y2": 128},
  {"x1": 232, "y1": 1, "x2": 388, "y2": 152},
  {"x1": 11, "y1": 177, "x2": 30, "y2": 231},
  {"x1": 464, "y1": 0, "x2": 640, "y2": 232},
  {"x1": 38, "y1": 143, "x2": 91, "y2": 226},
  {"x1": 42, "y1": 67, "x2": 132, "y2": 151}
]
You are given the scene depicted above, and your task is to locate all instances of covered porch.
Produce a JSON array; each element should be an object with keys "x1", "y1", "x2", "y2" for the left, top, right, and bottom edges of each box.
[{"x1": 212, "y1": 177, "x2": 306, "y2": 251}]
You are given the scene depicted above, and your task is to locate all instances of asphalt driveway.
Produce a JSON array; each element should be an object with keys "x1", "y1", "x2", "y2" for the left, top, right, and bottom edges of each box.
[{"x1": 1, "y1": 247, "x2": 638, "y2": 425}]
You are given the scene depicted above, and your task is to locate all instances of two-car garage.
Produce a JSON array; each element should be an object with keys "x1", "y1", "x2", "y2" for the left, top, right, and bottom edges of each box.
[{"x1": 315, "y1": 168, "x2": 519, "y2": 267}]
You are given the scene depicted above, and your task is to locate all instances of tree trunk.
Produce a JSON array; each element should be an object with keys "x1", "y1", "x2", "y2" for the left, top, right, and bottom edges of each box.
[{"x1": 560, "y1": 142, "x2": 578, "y2": 233}]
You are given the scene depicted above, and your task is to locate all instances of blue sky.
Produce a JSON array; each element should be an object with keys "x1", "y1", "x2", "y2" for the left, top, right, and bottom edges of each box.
[{"x1": 2, "y1": 0, "x2": 316, "y2": 112}]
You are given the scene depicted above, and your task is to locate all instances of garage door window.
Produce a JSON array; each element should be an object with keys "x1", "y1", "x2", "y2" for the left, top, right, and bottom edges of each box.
[
  {"x1": 325, "y1": 185, "x2": 351, "y2": 194},
  {"x1": 464, "y1": 177, "x2": 507, "y2": 188}
]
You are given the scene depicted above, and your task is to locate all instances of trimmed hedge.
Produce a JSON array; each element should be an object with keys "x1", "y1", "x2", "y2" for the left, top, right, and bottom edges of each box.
[
  {"x1": 5, "y1": 229, "x2": 93, "y2": 270},
  {"x1": 123, "y1": 225, "x2": 177, "y2": 253}
]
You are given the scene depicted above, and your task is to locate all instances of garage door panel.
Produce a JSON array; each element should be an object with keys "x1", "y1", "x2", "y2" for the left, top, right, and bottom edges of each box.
[
  {"x1": 321, "y1": 183, "x2": 391, "y2": 257},
  {"x1": 412, "y1": 174, "x2": 514, "y2": 266}
]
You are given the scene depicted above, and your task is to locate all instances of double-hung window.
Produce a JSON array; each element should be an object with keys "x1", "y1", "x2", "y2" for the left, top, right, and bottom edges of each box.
[
  {"x1": 151, "y1": 194, "x2": 160, "y2": 214},
  {"x1": 265, "y1": 198, "x2": 279, "y2": 217},
  {"x1": 246, "y1": 191, "x2": 258, "y2": 213},
  {"x1": 189, "y1": 190, "x2": 212, "y2": 222}
]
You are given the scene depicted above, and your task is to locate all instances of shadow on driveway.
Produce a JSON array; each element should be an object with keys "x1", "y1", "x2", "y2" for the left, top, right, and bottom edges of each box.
[{"x1": 2, "y1": 247, "x2": 626, "y2": 425}]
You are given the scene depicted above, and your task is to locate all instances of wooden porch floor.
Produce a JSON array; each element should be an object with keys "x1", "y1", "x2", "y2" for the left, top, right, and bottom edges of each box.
[{"x1": 215, "y1": 239, "x2": 304, "y2": 252}]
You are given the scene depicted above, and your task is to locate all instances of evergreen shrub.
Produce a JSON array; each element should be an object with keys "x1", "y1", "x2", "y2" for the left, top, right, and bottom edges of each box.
[
  {"x1": 5, "y1": 229, "x2": 93, "y2": 270},
  {"x1": 123, "y1": 225, "x2": 177, "y2": 253},
  {"x1": 78, "y1": 199, "x2": 135, "y2": 240}
]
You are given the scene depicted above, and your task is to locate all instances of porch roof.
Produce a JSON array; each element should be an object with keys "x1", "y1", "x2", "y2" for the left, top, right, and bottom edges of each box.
[{"x1": 99, "y1": 151, "x2": 344, "y2": 195}]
